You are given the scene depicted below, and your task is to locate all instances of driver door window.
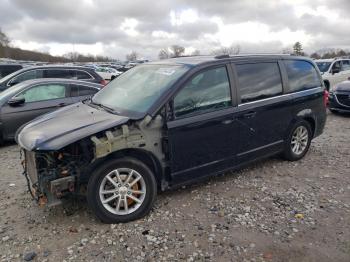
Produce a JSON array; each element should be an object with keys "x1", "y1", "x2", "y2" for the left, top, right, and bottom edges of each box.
[
  {"x1": 16, "y1": 84, "x2": 67, "y2": 103},
  {"x1": 174, "y1": 66, "x2": 232, "y2": 118}
]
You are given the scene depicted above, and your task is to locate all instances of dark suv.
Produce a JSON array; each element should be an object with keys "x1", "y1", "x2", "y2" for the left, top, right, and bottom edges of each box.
[
  {"x1": 0, "y1": 65, "x2": 106, "y2": 91},
  {"x1": 0, "y1": 64, "x2": 23, "y2": 78},
  {"x1": 17, "y1": 55, "x2": 327, "y2": 223}
]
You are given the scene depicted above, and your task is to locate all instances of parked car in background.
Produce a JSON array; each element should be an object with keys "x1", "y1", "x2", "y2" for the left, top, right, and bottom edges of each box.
[
  {"x1": 95, "y1": 67, "x2": 122, "y2": 80},
  {"x1": 315, "y1": 58, "x2": 350, "y2": 91},
  {"x1": 328, "y1": 80, "x2": 350, "y2": 113},
  {"x1": 17, "y1": 55, "x2": 326, "y2": 223},
  {"x1": 0, "y1": 64, "x2": 23, "y2": 78},
  {"x1": 0, "y1": 78, "x2": 101, "y2": 143},
  {"x1": 0, "y1": 65, "x2": 106, "y2": 92}
]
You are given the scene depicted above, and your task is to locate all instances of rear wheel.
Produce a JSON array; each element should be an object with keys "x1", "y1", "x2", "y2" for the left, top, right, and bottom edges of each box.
[
  {"x1": 87, "y1": 157, "x2": 157, "y2": 223},
  {"x1": 283, "y1": 120, "x2": 312, "y2": 161}
]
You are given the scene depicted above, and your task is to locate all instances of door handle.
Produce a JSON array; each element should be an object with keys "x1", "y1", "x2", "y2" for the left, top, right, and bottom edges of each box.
[
  {"x1": 57, "y1": 103, "x2": 66, "y2": 107},
  {"x1": 222, "y1": 119, "x2": 233, "y2": 125},
  {"x1": 243, "y1": 111, "x2": 256, "y2": 118}
]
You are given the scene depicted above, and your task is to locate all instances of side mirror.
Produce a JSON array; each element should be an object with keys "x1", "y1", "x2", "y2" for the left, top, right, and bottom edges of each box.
[
  {"x1": 8, "y1": 97, "x2": 25, "y2": 106},
  {"x1": 332, "y1": 68, "x2": 340, "y2": 74}
]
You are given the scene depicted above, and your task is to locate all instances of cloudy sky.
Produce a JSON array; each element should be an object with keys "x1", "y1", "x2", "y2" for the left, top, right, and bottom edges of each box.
[{"x1": 1, "y1": 0, "x2": 349, "y2": 59}]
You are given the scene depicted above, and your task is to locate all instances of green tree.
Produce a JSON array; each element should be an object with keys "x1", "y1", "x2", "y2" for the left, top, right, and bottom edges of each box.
[
  {"x1": 293, "y1": 42, "x2": 303, "y2": 56},
  {"x1": 0, "y1": 28, "x2": 10, "y2": 46},
  {"x1": 158, "y1": 48, "x2": 171, "y2": 59},
  {"x1": 126, "y1": 51, "x2": 139, "y2": 61},
  {"x1": 170, "y1": 45, "x2": 185, "y2": 58}
]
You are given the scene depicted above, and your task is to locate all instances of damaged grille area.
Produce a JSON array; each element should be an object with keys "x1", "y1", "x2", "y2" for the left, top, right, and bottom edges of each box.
[{"x1": 23, "y1": 142, "x2": 93, "y2": 206}]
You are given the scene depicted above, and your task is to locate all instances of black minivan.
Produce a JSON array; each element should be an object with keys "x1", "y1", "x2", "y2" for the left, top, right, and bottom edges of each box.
[{"x1": 17, "y1": 55, "x2": 327, "y2": 223}]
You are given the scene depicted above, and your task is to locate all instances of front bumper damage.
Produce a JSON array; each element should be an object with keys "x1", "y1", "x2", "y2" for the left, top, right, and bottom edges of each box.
[
  {"x1": 22, "y1": 150, "x2": 78, "y2": 206},
  {"x1": 19, "y1": 114, "x2": 167, "y2": 207}
]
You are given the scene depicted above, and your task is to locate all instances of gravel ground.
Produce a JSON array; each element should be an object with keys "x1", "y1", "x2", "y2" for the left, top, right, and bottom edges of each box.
[{"x1": 0, "y1": 112, "x2": 349, "y2": 262}]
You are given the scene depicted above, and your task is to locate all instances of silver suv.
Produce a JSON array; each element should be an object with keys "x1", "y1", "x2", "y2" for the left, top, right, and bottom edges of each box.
[{"x1": 315, "y1": 58, "x2": 350, "y2": 91}]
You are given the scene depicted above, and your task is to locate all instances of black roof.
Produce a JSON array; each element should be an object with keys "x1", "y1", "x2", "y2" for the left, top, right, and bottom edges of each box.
[{"x1": 148, "y1": 54, "x2": 310, "y2": 67}]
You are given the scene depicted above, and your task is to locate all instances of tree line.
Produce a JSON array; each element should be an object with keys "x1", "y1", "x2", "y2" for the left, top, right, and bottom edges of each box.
[{"x1": 1, "y1": 28, "x2": 349, "y2": 63}]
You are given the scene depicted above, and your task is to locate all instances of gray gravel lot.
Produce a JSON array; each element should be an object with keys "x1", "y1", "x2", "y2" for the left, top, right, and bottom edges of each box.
[{"x1": 0, "y1": 112, "x2": 349, "y2": 261}]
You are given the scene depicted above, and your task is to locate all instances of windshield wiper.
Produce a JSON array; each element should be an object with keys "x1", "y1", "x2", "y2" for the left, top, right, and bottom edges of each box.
[{"x1": 89, "y1": 98, "x2": 116, "y2": 114}]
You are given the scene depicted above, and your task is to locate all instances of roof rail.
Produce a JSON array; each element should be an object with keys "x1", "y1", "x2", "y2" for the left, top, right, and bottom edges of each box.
[{"x1": 215, "y1": 55, "x2": 230, "y2": 59}]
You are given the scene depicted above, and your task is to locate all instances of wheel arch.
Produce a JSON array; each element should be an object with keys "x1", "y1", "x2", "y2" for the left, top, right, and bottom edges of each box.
[
  {"x1": 302, "y1": 116, "x2": 316, "y2": 137},
  {"x1": 84, "y1": 148, "x2": 164, "y2": 188},
  {"x1": 286, "y1": 110, "x2": 316, "y2": 140}
]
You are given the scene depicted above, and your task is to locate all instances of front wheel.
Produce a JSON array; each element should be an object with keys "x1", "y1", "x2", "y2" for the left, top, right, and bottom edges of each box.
[
  {"x1": 87, "y1": 157, "x2": 157, "y2": 223},
  {"x1": 283, "y1": 120, "x2": 312, "y2": 161}
]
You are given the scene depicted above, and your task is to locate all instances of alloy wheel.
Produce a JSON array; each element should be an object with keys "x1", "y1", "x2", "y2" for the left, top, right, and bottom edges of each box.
[
  {"x1": 99, "y1": 168, "x2": 146, "y2": 215},
  {"x1": 291, "y1": 126, "x2": 309, "y2": 155}
]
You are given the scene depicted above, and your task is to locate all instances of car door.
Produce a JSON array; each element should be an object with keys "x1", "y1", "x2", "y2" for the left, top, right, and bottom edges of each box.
[
  {"x1": 340, "y1": 60, "x2": 350, "y2": 82},
  {"x1": 167, "y1": 65, "x2": 239, "y2": 184},
  {"x1": 328, "y1": 61, "x2": 343, "y2": 88},
  {"x1": 232, "y1": 61, "x2": 291, "y2": 162},
  {"x1": 69, "y1": 83, "x2": 99, "y2": 103},
  {"x1": 1, "y1": 83, "x2": 72, "y2": 139}
]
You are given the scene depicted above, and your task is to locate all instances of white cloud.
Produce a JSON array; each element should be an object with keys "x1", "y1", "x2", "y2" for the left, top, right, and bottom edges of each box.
[
  {"x1": 120, "y1": 18, "x2": 139, "y2": 36},
  {"x1": 1, "y1": 0, "x2": 349, "y2": 59}
]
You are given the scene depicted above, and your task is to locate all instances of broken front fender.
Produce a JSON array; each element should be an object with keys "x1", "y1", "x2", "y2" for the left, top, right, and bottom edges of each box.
[{"x1": 16, "y1": 102, "x2": 130, "y2": 151}]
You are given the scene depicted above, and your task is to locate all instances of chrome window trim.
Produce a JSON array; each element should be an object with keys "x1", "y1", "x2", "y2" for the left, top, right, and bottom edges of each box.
[
  {"x1": 238, "y1": 86, "x2": 323, "y2": 107},
  {"x1": 6, "y1": 68, "x2": 94, "y2": 87},
  {"x1": 74, "y1": 69, "x2": 94, "y2": 80}
]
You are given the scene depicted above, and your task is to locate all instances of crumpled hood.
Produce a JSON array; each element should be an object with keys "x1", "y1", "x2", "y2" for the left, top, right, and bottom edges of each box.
[{"x1": 16, "y1": 102, "x2": 129, "y2": 151}]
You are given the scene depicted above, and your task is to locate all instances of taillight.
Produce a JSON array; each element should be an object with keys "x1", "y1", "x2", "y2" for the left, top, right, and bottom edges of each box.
[
  {"x1": 100, "y1": 79, "x2": 108, "y2": 86},
  {"x1": 323, "y1": 89, "x2": 329, "y2": 107}
]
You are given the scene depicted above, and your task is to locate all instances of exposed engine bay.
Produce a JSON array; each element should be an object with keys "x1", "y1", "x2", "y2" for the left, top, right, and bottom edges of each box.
[{"x1": 22, "y1": 114, "x2": 166, "y2": 207}]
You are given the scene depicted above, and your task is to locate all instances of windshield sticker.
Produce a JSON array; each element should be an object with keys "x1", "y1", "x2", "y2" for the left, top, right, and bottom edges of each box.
[{"x1": 155, "y1": 68, "x2": 176, "y2": 76}]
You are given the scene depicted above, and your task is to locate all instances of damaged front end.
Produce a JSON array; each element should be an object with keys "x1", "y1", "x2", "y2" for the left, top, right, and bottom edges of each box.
[
  {"x1": 21, "y1": 142, "x2": 92, "y2": 206},
  {"x1": 20, "y1": 113, "x2": 167, "y2": 207}
]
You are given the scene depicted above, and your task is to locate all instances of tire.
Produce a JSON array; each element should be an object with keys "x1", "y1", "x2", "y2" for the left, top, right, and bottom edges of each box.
[
  {"x1": 324, "y1": 81, "x2": 330, "y2": 91},
  {"x1": 87, "y1": 157, "x2": 157, "y2": 223},
  {"x1": 283, "y1": 120, "x2": 312, "y2": 161}
]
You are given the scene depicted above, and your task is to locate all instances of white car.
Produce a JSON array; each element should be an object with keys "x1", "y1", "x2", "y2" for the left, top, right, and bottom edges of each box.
[
  {"x1": 315, "y1": 58, "x2": 350, "y2": 91},
  {"x1": 95, "y1": 67, "x2": 122, "y2": 80}
]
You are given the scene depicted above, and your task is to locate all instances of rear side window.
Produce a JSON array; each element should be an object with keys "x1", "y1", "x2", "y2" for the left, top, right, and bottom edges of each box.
[
  {"x1": 70, "y1": 84, "x2": 97, "y2": 97},
  {"x1": 342, "y1": 60, "x2": 350, "y2": 71},
  {"x1": 75, "y1": 70, "x2": 93, "y2": 80},
  {"x1": 44, "y1": 69, "x2": 73, "y2": 79},
  {"x1": 285, "y1": 60, "x2": 321, "y2": 93},
  {"x1": 174, "y1": 66, "x2": 231, "y2": 118},
  {"x1": 236, "y1": 62, "x2": 283, "y2": 103}
]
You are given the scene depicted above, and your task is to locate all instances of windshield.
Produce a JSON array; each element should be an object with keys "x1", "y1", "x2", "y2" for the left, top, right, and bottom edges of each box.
[
  {"x1": 92, "y1": 64, "x2": 188, "y2": 114},
  {"x1": 316, "y1": 62, "x2": 331, "y2": 73}
]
